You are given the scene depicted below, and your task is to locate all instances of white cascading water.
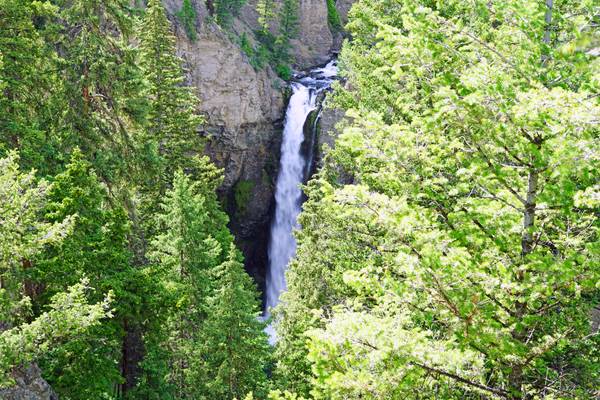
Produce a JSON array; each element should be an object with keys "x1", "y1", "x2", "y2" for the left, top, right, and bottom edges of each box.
[{"x1": 264, "y1": 60, "x2": 337, "y2": 343}]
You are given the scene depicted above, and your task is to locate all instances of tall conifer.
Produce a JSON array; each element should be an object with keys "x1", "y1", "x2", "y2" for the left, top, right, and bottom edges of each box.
[
  {"x1": 196, "y1": 245, "x2": 271, "y2": 399},
  {"x1": 139, "y1": 0, "x2": 204, "y2": 188},
  {"x1": 138, "y1": 167, "x2": 232, "y2": 398}
]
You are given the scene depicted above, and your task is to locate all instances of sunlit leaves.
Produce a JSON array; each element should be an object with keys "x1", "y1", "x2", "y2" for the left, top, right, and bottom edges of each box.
[{"x1": 275, "y1": 0, "x2": 599, "y2": 398}]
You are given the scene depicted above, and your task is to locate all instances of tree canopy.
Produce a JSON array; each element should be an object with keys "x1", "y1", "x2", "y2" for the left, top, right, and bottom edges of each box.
[
  {"x1": 274, "y1": 1, "x2": 600, "y2": 399},
  {"x1": 1, "y1": 0, "x2": 598, "y2": 399}
]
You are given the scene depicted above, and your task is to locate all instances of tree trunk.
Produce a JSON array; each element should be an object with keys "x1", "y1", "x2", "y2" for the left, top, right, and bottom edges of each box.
[
  {"x1": 542, "y1": 0, "x2": 553, "y2": 64},
  {"x1": 510, "y1": 159, "x2": 539, "y2": 399},
  {"x1": 120, "y1": 319, "x2": 145, "y2": 396},
  {"x1": 543, "y1": 0, "x2": 553, "y2": 45}
]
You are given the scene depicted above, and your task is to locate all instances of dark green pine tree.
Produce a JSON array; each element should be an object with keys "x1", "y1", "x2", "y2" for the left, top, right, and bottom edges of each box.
[
  {"x1": 214, "y1": 0, "x2": 247, "y2": 29},
  {"x1": 177, "y1": 0, "x2": 198, "y2": 41},
  {"x1": 139, "y1": 0, "x2": 204, "y2": 190},
  {"x1": 137, "y1": 166, "x2": 233, "y2": 399},
  {"x1": 195, "y1": 245, "x2": 271, "y2": 400},
  {"x1": 278, "y1": 0, "x2": 299, "y2": 40},
  {"x1": 50, "y1": 0, "x2": 147, "y2": 186},
  {"x1": 0, "y1": 0, "x2": 61, "y2": 174},
  {"x1": 31, "y1": 150, "x2": 141, "y2": 400}
]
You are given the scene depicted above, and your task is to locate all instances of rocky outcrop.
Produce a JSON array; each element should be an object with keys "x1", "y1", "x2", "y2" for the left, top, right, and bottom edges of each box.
[
  {"x1": 239, "y1": 0, "x2": 350, "y2": 68},
  {"x1": 335, "y1": 0, "x2": 354, "y2": 25},
  {"x1": 0, "y1": 365, "x2": 58, "y2": 400},
  {"x1": 292, "y1": 0, "x2": 356, "y2": 67},
  {"x1": 317, "y1": 100, "x2": 344, "y2": 154}
]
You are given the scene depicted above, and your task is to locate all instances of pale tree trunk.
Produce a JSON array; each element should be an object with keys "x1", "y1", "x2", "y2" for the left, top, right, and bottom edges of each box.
[
  {"x1": 510, "y1": 163, "x2": 539, "y2": 399},
  {"x1": 508, "y1": 2, "x2": 553, "y2": 396}
]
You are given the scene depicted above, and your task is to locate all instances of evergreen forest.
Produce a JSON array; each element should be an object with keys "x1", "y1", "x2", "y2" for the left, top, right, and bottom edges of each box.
[{"x1": 0, "y1": 0, "x2": 598, "y2": 399}]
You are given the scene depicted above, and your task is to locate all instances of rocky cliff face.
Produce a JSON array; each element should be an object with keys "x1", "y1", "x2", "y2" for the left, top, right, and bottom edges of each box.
[
  {"x1": 0, "y1": 365, "x2": 57, "y2": 400},
  {"x1": 165, "y1": 0, "x2": 352, "y2": 291},
  {"x1": 291, "y1": 0, "x2": 334, "y2": 68},
  {"x1": 291, "y1": 0, "x2": 355, "y2": 67}
]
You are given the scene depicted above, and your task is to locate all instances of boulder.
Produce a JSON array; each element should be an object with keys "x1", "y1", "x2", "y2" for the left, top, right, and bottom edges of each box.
[{"x1": 0, "y1": 365, "x2": 58, "y2": 400}]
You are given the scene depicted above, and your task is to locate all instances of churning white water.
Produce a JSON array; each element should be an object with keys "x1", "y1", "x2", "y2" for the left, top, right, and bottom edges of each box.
[{"x1": 264, "y1": 60, "x2": 337, "y2": 343}]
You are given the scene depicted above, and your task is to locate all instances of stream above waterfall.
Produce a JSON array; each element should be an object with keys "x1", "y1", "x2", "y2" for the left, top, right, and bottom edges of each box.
[{"x1": 264, "y1": 60, "x2": 338, "y2": 343}]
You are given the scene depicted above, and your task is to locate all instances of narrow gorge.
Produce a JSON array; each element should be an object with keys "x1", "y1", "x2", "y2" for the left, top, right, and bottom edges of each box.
[{"x1": 168, "y1": 0, "x2": 350, "y2": 295}]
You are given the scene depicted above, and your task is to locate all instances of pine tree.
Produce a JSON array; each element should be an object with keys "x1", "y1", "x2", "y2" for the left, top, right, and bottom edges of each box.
[
  {"x1": 138, "y1": 167, "x2": 233, "y2": 398},
  {"x1": 256, "y1": 0, "x2": 275, "y2": 32},
  {"x1": 195, "y1": 245, "x2": 271, "y2": 399},
  {"x1": 0, "y1": 152, "x2": 111, "y2": 388},
  {"x1": 139, "y1": 0, "x2": 205, "y2": 198},
  {"x1": 0, "y1": 281, "x2": 112, "y2": 388},
  {"x1": 278, "y1": 0, "x2": 299, "y2": 40},
  {"x1": 36, "y1": 150, "x2": 132, "y2": 298},
  {"x1": 50, "y1": 0, "x2": 147, "y2": 185},
  {"x1": 177, "y1": 0, "x2": 198, "y2": 41},
  {"x1": 31, "y1": 150, "x2": 138, "y2": 399},
  {"x1": 326, "y1": 0, "x2": 341, "y2": 31},
  {"x1": 214, "y1": 0, "x2": 248, "y2": 29},
  {"x1": 275, "y1": 0, "x2": 299, "y2": 63},
  {"x1": 0, "y1": 0, "x2": 61, "y2": 174},
  {"x1": 0, "y1": 152, "x2": 73, "y2": 328}
]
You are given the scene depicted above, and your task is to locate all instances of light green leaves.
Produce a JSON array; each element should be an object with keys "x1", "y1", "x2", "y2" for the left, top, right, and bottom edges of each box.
[{"x1": 274, "y1": 0, "x2": 600, "y2": 397}]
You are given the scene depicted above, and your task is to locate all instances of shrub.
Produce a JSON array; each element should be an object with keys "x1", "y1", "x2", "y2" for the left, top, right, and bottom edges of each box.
[
  {"x1": 275, "y1": 63, "x2": 292, "y2": 80},
  {"x1": 326, "y1": 0, "x2": 342, "y2": 31},
  {"x1": 177, "y1": 0, "x2": 197, "y2": 41},
  {"x1": 234, "y1": 179, "x2": 254, "y2": 214}
]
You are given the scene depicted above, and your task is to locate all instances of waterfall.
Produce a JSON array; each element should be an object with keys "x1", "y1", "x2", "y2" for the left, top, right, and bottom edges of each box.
[{"x1": 264, "y1": 60, "x2": 337, "y2": 343}]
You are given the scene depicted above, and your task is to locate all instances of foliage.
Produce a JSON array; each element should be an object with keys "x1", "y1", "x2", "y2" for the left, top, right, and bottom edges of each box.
[
  {"x1": 139, "y1": 0, "x2": 204, "y2": 196},
  {"x1": 34, "y1": 150, "x2": 132, "y2": 307},
  {"x1": 177, "y1": 0, "x2": 198, "y2": 41},
  {"x1": 249, "y1": 0, "x2": 299, "y2": 76},
  {"x1": 234, "y1": 179, "x2": 255, "y2": 215},
  {"x1": 194, "y1": 245, "x2": 271, "y2": 399},
  {"x1": 250, "y1": 29, "x2": 285, "y2": 73},
  {"x1": 326, "y1": 0, "x2": 341, "y2": 32},
  {"x1": 0, "y1": 0, "x2": 60, "y2": 174},
  {"x1": 240, "y1": 33, "x2": 270, "y2": 70},
  {"x1": 214, "y1": 0, "x2": 247, "y2": 29},
  {"x1": 275, "y1": 63, "x2": 293, "y2": 81},
  {"x1": 273, "y1": 0, "x2": 300, "y2": 65},
  {"x1": 240, "y1": 33, "x2": 254, "y2": 57},
  {"x1": 0, "y1": 152, "x2": 111, "y2": 388},
  {"x1": 256, "y1": 0, "x2": 276, "y2": 32},
  {"x1": 0, "y1": 281, "x2": 112, "y2": 388},
  {"x1": 2, "y1": 0, "x2": 598, "y2": 398},
  {"x1": 33, "y1": 150, "x2": 136, "y2": 399},
  {"x1": 137, "y1": 167, "x2": 233, "y2": 398},
  {"x1": 274, "y1": 0, "x2": 600, "y2": 398},
  {"x1": 48, "y1": 0, "x2": 147, "y2": 185},
  {"x1": 0, "y1": 152, "x2": 74, "y2": 325},
  {"x1": 278, "y1": 0, "x2": 299, "y2": 41},
  {"x1": 267, "y1": 390, "x2": 308, "y2": 400},
  {"x1": 0, "y1": 1, "x2": 269, "y2": 398}
]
